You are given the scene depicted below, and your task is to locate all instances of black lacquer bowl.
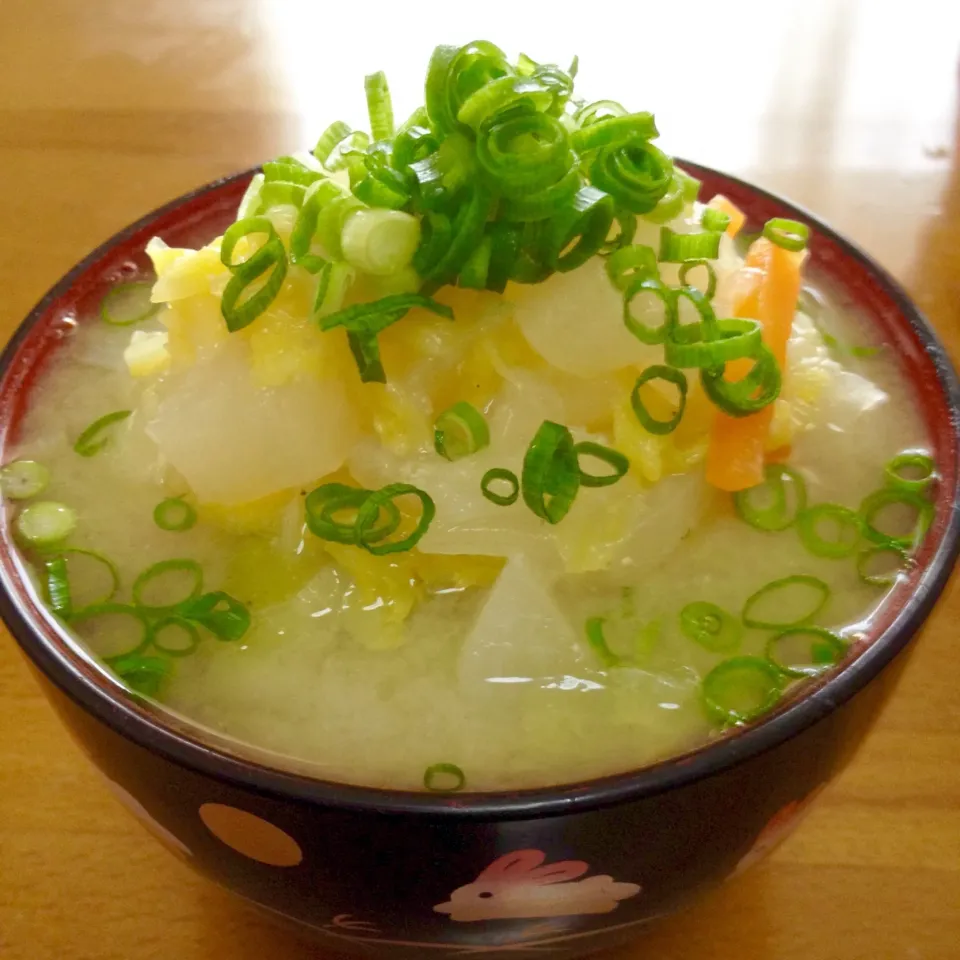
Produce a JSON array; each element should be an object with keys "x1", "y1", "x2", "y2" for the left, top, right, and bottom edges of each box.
[{"x1": 2, "y1": 162, "x2": 958, "y2": 958}]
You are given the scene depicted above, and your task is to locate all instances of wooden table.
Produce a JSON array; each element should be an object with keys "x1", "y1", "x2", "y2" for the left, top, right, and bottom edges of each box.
[{"x1": 1, "y1": 2, "x2": 959, "y2": 957}]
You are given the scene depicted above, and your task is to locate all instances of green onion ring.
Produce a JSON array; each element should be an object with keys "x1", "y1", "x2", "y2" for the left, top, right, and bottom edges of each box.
[
  {"x1": 679, "y1": 601, "x2": 742, "y2": 653},
  {"x1": 702, "y1": 656, "x2": 784, "y2": 725},
  {"x1": 521, "y1": 420, "x2": 581, "y2": 524},
  {"x1": 733, "y1": 464, "x2": 808, "y2": 532},
  {"x1": 355, "y1": 483, "x2": 436, "y2": 555},
  {"x1": 623, "y1": 276, "x2": 677, "y2": 345},
  {"x1": 177, "y1": 591, "x2": 251, "y2": 642},
  {"x1": 796, "y1": 503, "x2": 862, "y2": 559},
  {"x1": 434, "y1": 402, "x2": 490, "y2": 461},
  {"x1": 100, "y1": 281, "x2": 160, "y2": 327},
  {"x1": 74, "y1": 410, "x2": 132, "y2": 457},
  {"x1": 104, "y1": 651, "x2": 170, "y2": 697},
  {"x1": 132, "y1": 559, "x2": 203, "y2": 613},
  {"x1": 666, "y1": 317, "x2": 761, "y2": 369},
  {"x1": 600, "y1": 208, "x2": 638, "y2": 255},
  {"x1": 857, "y1": 544, "x2": 911, "y2": 587},
  {"x1": 304, "y1": 483, "x2": 401, "y2": 545},
  {"x1": 742, "y1": 575, "x2": 830, "y2": 629},
  {"x1": 44, "y1": 557, "x2": 72, "y2": 618},
  {"x1": 481, "y1": 468, "x2": 520, "y2": 506},
  {"x1": 860, "y1": 487, "x2": 934, "y2": 551},
  {"x1": 0, "y1": 460, "x2": 50, "y2": 500},
  {"x1": 766, "y1": 626, "x2": 846, "y2": 678},
  {"x1": 589, "y1": 140, "x2": 673, "y2": 215},
  {"x1": 605, "y1": 244, "x2": 657, "y2": 292},
  {"x1": 220, "y1": 217, "x2": 288, "y2": 332},
  {"x1": 364, "y1": 70, "x2": 395, "y2": 141},
  {"x1": 884, "y1": 451, "x2": 936, "y2": 493},
  {"x1": 543, "y1": 186, "x2": 615, "y2": 273},
  {"x1": 659, "y1": 227, "x2": 722, "y2": 263},
  {"x1": 57, "y1": 548, "x2": 121, "y2": 611},
  {"x1": 763, "y1": 217, "x2": 809, "y2": 252},
  {"x1": 630, "y1": 365, "x2": 688, "y2": 435},
  {"x1": 571, "y1": 112, "x2": 658, "y2": 153},
  {"x1": 74, "y1": 603, "x2": 150, "y2": 659},
  {"x1": 585, "y1": 616, "x2": 623, "y2": 668},
  {"x1": 701, "y1": 208, "x2": 731, "y2": 233},
  {"x1": 424, "y1": 762, "x2": 466, "y2": 792},
  {"x1": 153, "y1": 497, "x2": 197, "y2": 533},
  {"x1": 148, "y1": 615, "x2": 202, "y2": 658},
  {"x1": 677, "y1": 259, "x2": 718, "y2": 300},
  {"x1": 574, "y1": 441, "x2": 629, "y2": 488},
  {"x1": 700, "y1": 343, "x2": 782, "y2": 417}
]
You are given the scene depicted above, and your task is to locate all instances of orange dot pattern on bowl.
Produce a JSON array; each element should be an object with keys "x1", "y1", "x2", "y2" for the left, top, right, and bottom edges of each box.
[{"x1": 198, "y1": 802, "x2": 303, "y2": 866}]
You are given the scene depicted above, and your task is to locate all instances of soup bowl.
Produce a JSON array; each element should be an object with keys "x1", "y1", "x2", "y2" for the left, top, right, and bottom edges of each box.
[{"x1": 1, "y1": 162, "x2": 958, "y2": 959}]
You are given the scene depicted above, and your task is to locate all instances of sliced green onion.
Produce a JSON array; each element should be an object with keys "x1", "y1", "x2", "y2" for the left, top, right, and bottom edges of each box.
[
  {"x1": 74, "y1": 603, "x2": 149, "y2": 658},
  {"x1": 733, "y1": 465, "x2": 808, "y2": 532},
  {"x1": 679, "y1": 601, "x2": 742, "y2": 653},
  {"x1": 148, "y1": 616, "x2": 201, "y2": 657},
  {"x1": 665, "y1": 317, "x2": 761, "y2": 369},
  {"x1": 364, "y1": 70, "x2": 395, "y2": 142},
  {"x1": 312, "y1": 121, "x2": 355, "y2": 168},
  {"x1": 319, "y1": 294, "x2": 452, "y2": 335},
  {"x1": 434, "y1": 401, "x2": 490, "y2": 461},
  {"x1": 458, "y1": 75, "x2": 552, "y2": 129},
  {"x1": 796, "y1": 503, "x2": 862, "y2": 559},
  {"x1": 355, "y1": 483, "x2": 436, "y2": 555},
  {"x1": 763, "y1": 217, "x2": 809, "y2": 252},
  {"x1": 571, "y1": 112, "x2": 658, "y2": 153},
  {"x1": 543, "y1": 186, "x2": 614, "y2": 272},
  {"x1": 630, "y1": 365, "x2": 688, "y2": 435},
  {"x1": 319, "y1": 294, "x2": 453, "y2": 383},
  {"x1": 74, "y1": 410, "x2": 132, "y2": 457},
  {"x1": 857, "y1": 544, "x2": 911, "y2": 588},
  {"x1": 424, "y1": 762, "x2": 466, "y2": 792},
  {"x1": 305, "y1": 483, "x2": 402, "y2": 546},
  {"x1": 701, "y1": 207, "x2": 731, "y2": 233},
  {"x1": 458, "y1": 235, "x2": 492, "y2": 290},
  {"x1": 0, "y1": 460, "x2": 49, "y2": 500},
  {"x1": 702, "y1": 656, "x2": 784, "y2": 725},
  {"x1": 677, "y1": 259, "x2": 717, "y2": 299},
  {"x1": 58, "y1": 548, "x2": 120, "y2": 610},
  {"x1": 885, "y1": 451, "x2": 936, "y2": 493},
  {"x1": 236, "y1": 172, "x2": 265, "y2": 219},
  {"x1": 766, "y1": 627, "x2": 846, "y2": 678},
  {"x1": 700, "y1": 343, "x2": 781, "y2": 417},
  {"x1": 605, "y1": 244, "x2": 657, "y2": 292},
  {"x1": 259, "y1": 180, "x2": 307, "y2": 209},
  {"x1": 600, "y1": 208, "x2": 638, "y2": 255},
  {"x1": 574, "y1": 100, "x2": 628, "y2": 127},
  {"x1": 341, "y1": 209, "x2": 421, "y2": 276},
  {"x1": 574, "y1": 441, "x2": 629, "y2": 488},
  {"x1": 352, "y1": 167, "x2": 411, "y2": 211},
  {"x1": 16, "y1": 501, "x2": 76, "y2": 546},
  {"x1": 100, "y1": 281, "x2": 160, "y2": 327},
  {"x1": 589, "y1": 140, "x2": 673, "y2": 215},
  {"x1": 860, "y1": 488, "x2": 933, "y2": 551},
  {"x1": 500, "y1": 167, "x2": 582, "y2": 223},
  {"x1": 658, "y1": 227, "x2": 722, "y2": 263},
  {"x1": 105, "y1": 651, "x2": 170, "y2": 698},
  {"x1": 585, "y1": 616, "x2": 623, "y2": 668},
  {"x1": 178, "y1": 591, "x2": 250, "y2": 642},
  {"x1": 262, "y1": 156, "x2": 325, "y2": 186},
  {"x1": 153, "y1": 497, "x2": 197, "y2": 533},
  {"x1": 220, "y1": 217, "x2": 288, "y2": 332},
  {"x1": 521, "y1": 421, "x2": 581, "y2": 524},
  {"x1": 623, "y1": 276, "x2": 677, "y2": 345},
  {"x1": 480, "y1": 468, "x2": 520, "y2": 506},
  {"x1": 423, "y1": 185, "x2": 496, "y2": 289},
  {"x1": 314, "y1": 261, "x2": 354, "y2": 319},
  {"x1": 643, "y1": 172, "x2": 687, "y2": 225},
  {"x1": 132, "y1": 559, "x2": 203, "y2": 612},
  {"x1": 44, "y1": 557, "x2": 72, "y2": 618},
  {"x1": 742, "y1": 575, "x2": 830, "y2": 629}
]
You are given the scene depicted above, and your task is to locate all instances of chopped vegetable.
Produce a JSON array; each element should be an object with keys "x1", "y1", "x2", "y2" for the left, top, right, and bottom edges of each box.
[
  {"x1": 16, "y1": 501, "x2": 77, "y2": 546},
  {"x1": 74, "y1": 410, "x2": 132, "y2": 457},
  {"x1": 480, "y1": 468, "x2": 520, "y2": 506},
  {"x1": 0, "y1": 460, "x2": 49, "y2": 500},
  {"x1": 434, "y1": 402, "x2": 490, "y2": 461}
]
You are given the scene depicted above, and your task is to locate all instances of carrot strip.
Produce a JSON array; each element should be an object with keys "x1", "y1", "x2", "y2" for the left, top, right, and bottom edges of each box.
[
  {"x1": 705, "y1": 238, "x2": 803, "y2": 491},
  {"x1": 707, "y1": 194, "x2": 746, "y2": 239}
]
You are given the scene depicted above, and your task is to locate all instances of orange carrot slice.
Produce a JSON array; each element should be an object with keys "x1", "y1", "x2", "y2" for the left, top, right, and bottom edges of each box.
[
  {"x1": 707, "y1": 195, "x2": 746, "y2": 239},
  {"x1": 705, "y1": 238, "x2": 803, "y2": 491}
]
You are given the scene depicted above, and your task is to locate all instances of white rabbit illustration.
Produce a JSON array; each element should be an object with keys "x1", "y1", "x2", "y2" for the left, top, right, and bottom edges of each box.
[{"x1": 433, "y1": 849, "x2": 641, "y2": 922}]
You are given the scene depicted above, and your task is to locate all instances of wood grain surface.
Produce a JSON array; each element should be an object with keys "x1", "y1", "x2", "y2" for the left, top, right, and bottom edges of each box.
[{"x1": 1, "y1": 2, "x2": 958, "y2": 957}]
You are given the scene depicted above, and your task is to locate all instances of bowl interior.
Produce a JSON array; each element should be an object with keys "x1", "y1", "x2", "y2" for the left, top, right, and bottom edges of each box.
[{"x1": 0, "y1": 164, "x2": 958, "y2": 815}]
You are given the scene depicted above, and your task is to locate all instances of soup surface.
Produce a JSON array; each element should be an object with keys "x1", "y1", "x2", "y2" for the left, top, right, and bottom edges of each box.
[{"x1": 3, "y1": 43, "x2": 935, "y2": 791}]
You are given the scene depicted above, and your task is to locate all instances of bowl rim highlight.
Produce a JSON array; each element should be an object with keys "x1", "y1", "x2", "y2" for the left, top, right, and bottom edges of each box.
[{"x1": 1, "y1": 160, "x2": 958, "y2": 819}]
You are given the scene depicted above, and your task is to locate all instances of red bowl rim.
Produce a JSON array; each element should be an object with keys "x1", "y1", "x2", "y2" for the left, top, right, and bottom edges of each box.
[{"x1": 1, "y1": 161, "x2": 958, "y2": 820}]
